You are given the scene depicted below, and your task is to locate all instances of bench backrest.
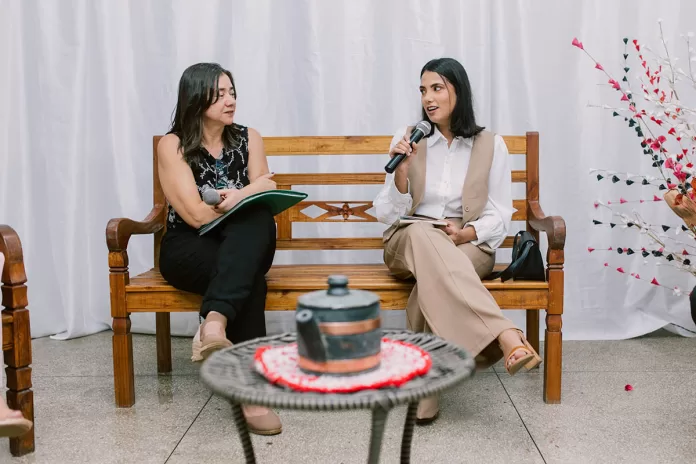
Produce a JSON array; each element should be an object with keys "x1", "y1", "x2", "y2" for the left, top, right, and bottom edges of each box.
[{"x1": 151, "y1": 133, "x2": 539, "y2": 263}]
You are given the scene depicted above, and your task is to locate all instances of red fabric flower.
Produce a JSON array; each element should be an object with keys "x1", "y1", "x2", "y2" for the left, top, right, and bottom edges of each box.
[
  {"x1": 625, "y1": 384, "x2": 633, "y2": 391},
  {"x1": 572, "y1": 38, "x2": 584, "y2": 49},
  {"x1": 651, "y1": 278, "x2": 660, "y2": 285},
  {"x1": 595, "y1": 63, "x2": 604, "y2": 70}
]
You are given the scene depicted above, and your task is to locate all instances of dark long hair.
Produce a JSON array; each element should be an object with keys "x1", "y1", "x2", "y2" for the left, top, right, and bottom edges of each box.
[
  {"x1": 420, "y1": 58, "x2": 484, "y2": 139},
  {"x1": 168, "y1": 63, "x2": 242, "y2": 164}
]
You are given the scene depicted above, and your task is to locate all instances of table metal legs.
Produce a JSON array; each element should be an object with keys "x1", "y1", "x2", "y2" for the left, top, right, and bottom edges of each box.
[
  {"x1": 367, "y1": 406, "x2": 389, "y2": 463},
  {"x1": 230, "y1": 401, "x2": 419, "y2": 464},
  {"x1": 231, "y1": 402, "x2": 256, "y2": 464},
  {"x1": 400, "y1": 402, "x2": 418, "y2": 463}
]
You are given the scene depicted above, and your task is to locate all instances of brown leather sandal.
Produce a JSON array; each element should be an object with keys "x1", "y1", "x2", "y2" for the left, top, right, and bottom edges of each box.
[{"x1": 502, "y1": 330, "x2": 542, "y2": 376}]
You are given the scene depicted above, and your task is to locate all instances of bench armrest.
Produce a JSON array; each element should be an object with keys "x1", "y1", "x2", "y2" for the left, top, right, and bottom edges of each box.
[
  {"x1": 0, "y1": 224, "x2": 27, "y2": 286},
  {"x1": 106, "y1": 204, "x2": 165, "y2": 252},
  {"x1": 527, "y1": 200, "x2": 566, "y2": 251}
]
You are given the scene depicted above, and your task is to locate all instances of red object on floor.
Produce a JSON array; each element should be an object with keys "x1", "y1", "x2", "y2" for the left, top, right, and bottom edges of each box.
[
  {"x1": 625, "y1": 384, "x2": 633, "y2": 391},
  {"x1": 254, "y1": 338, "x2": 432, "y2": 393}
]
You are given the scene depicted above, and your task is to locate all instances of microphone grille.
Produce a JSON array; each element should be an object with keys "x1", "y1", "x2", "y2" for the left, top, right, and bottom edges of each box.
[
  {"x1": 202, "y1": 188, "x2": 221, "y2": 205},
  {"x1": 415, "y1": 120, "x2": 432, "y2": 134}
]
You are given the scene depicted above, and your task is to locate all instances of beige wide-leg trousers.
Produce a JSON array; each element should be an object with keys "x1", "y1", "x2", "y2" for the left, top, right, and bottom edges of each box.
[{"x1": 384, "y1": 221, "x2": 517, "y2": 364}]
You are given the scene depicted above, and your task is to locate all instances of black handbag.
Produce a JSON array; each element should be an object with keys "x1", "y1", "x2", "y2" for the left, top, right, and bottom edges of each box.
[{"x1": 487, "y1": 231, "x2": 546, "y2": 282}]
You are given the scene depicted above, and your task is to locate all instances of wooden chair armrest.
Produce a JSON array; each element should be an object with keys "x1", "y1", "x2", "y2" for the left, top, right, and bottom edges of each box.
[
  {"x1": 527, "y1": 200, "x2": 566, "y2": 251},
  {"x1": 0, "y1": 224, "x2": 27, "y2": 286},
  {"x1": 106, "y1": 204, "x2": 165, "y2": 252}
]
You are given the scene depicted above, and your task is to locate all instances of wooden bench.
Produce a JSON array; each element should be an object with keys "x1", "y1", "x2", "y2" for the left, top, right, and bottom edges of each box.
[
  {"x1": 0, "y1": 225, "x2": 35, "y2": 456},
  {"x1": 106, "y1": 132, "x2": 566, "y2": 407}
]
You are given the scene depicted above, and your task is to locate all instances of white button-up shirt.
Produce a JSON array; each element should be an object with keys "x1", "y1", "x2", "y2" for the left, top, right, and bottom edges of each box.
[{"x1": 374, "y1": 125, "x2": 514, "y2": 250}]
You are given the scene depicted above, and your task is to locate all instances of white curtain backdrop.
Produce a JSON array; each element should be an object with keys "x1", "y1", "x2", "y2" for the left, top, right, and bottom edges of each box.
[{"x1": 2, "y1": 0, "x2": 696, "y2": 341}]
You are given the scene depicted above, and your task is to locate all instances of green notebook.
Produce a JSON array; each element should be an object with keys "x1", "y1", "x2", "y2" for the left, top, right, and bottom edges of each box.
[{"x1": 198, "y1": 189, "x2": 308, "y2": 236}]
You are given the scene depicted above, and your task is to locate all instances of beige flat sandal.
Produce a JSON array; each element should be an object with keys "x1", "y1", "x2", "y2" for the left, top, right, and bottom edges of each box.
[
  {"x1": 0, "y1": 416, "x2": 32, "y2": 438},
  {"x1": 415, "y1": 395, "x2": 440, "y2": 425},
  {"x1": 191, "y1": 326, "x2": 204, "y2": 362},
  {"x1": 191, "y1": 324, "x2": 232, "y2": 362},
  {"x1": 245, "y1": 409, "x2": 282, "y2": 436}
]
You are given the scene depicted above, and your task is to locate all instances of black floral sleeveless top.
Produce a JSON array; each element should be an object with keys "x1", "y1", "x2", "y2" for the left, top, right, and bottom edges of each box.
[{"x1": 166, "y1": 124, "x2": 250, "y2": 232}]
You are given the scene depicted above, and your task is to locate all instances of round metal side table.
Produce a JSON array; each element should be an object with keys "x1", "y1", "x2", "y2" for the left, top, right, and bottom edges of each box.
[{"x1": 200, "y1": 329, "x2": 475, "y2": 464}]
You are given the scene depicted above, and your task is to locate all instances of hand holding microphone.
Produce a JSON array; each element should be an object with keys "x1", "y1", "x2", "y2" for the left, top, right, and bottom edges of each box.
[
  {"x1": 202, "y1": 186, "x2": 239, "y2": 213},
  {"x1": 384, "y1": 121, "x2": 431, "y2": 174},
  {"x1": 202, "y1": 172, "x2": 276, "y2": 213}
]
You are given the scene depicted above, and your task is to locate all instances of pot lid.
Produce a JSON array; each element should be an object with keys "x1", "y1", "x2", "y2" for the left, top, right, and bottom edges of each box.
[{"x1": 297, "y1": 275, "x2": 379, "y2": 310}]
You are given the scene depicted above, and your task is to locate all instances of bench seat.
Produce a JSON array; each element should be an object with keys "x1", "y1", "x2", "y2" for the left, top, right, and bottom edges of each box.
[{"x1": 126, "y1": 264, "x2": 549, "y2": 312}]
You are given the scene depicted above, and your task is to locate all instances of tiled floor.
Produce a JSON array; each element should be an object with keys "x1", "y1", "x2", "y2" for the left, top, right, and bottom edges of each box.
[{"x1": 1, "y1": 328, "x2": 695, "y2": 463}]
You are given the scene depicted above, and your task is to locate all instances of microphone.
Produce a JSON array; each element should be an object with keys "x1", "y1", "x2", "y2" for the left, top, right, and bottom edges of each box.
[
  {"x1": 384, "y1": 121, "x2": 431, "y2": 174},
  {"x1": 202, "y1": 188, "x2": 221, "y2": 205}
]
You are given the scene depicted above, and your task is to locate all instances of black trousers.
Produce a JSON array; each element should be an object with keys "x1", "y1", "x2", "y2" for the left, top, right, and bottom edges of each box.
[{"x1": 158, "y1": 205, "x2": 276, "y2": 344}]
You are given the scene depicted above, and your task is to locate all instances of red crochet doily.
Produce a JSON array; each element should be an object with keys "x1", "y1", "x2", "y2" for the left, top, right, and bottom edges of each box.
[{"x1": 253, "y1": 338, "x2": 432, "y2": 393}]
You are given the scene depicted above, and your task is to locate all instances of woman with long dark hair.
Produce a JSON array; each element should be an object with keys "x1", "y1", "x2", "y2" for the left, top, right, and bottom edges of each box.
[
  {"x1": 157, "y1": 63, "x2": 281, "y2": 435},
  {"x1": 374, "y1": 57, "x2": 541, "y2": 424}
]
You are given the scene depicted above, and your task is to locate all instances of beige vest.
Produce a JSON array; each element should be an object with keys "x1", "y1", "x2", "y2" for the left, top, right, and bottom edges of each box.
[{"x1": 382, "y1": 129, "x2": 496, "y2": 254}]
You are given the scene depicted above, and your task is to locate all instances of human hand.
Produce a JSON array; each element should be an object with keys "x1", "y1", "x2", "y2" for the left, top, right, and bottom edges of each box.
[
  {"x1": 436, "y1": 219, "x2": 461, "y2": 243},
  {"x1": 389, "y1": 133, "x2": 418, "y2": 174},
  {"x1": 213, "y1": 188, "x2": 243, "y2": 213},
  {"x1": 252, "y1": 172, "x2": 276, "y2": 193}
]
